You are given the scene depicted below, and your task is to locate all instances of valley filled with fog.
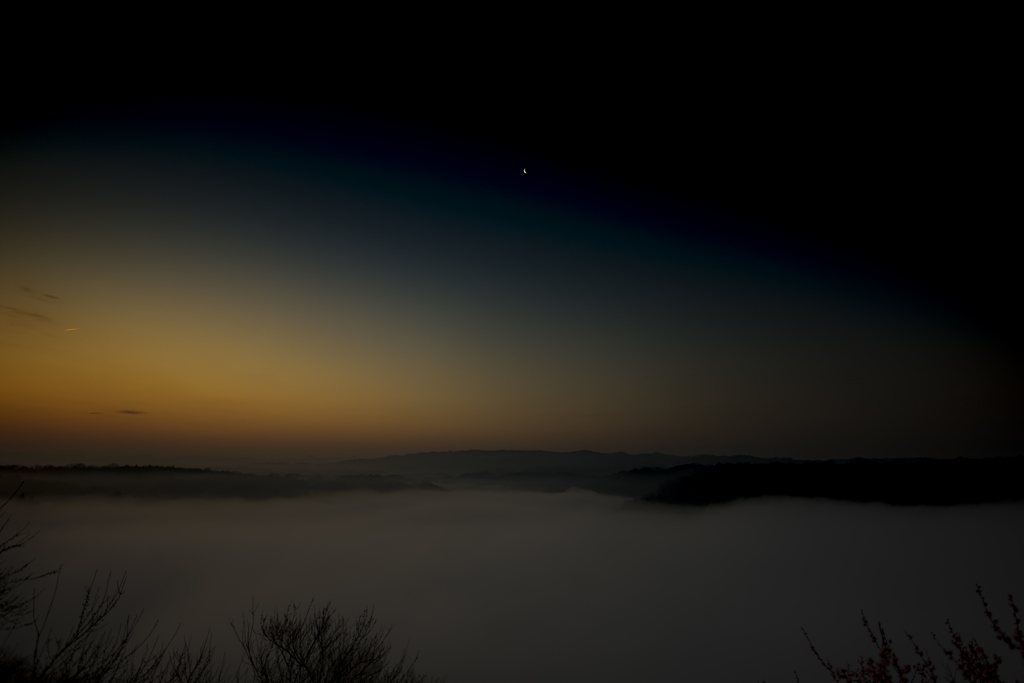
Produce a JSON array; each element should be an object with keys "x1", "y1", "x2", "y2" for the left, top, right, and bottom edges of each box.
[{"x1": 5, "y1": 490, "x2": 1023, "y2": 682}]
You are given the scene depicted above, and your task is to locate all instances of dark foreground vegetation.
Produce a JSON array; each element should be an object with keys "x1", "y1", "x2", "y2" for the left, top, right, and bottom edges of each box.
[
  {"x1": 0, "y1": 491, "x2": 443, "y2": 682},
  {"x1": 647, "y1": 457, "x2": 1024, "y2": 506},
  {"x1": 780, "y1": 586, "x2": 1024, "y2": 683}
]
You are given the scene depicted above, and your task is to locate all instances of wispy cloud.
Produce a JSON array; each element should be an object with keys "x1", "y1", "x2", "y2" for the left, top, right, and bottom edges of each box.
[
  {"x1": 119, "y1": 410, "x2": 147, "y2": 415},
  {"x1": 19, "y1": 286, "x2": 60, "y2": 302},
  {"x1": 0, "y1": 306, "x2": 53, "y2": 323}
]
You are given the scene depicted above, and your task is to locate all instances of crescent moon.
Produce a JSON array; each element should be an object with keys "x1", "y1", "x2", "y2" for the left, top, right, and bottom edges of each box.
[{"x1": 523, "y1": 169, "x2": 527, "y2": 174}]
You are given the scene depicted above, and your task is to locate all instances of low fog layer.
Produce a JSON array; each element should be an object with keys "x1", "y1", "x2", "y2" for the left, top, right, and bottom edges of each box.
[
  {"x1": 5, "y1": 454, "x2": 1021, "y2": 504},
  {"x1": 326, "y1": 450, "x2": 702, "y2": 476},
  {"x1": 6, "y1": 491, "x2": 1024, "y2": 682},
  {"x1": 0, "y1": 466, "x2": 441, "y2": 499}
]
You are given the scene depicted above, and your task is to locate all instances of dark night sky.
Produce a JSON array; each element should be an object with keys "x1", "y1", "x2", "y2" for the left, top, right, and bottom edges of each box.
[
  {"x1": 1, "y1": 30, "x2": 1018, "y2": 461},
  {"x1": 7, "y1": 31, "x2": 1013, "y2": 339}
]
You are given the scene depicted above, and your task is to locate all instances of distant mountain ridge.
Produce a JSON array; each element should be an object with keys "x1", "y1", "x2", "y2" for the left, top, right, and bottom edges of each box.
[
  {"x1": 645, "y1": 457, "x2": 1024, "y2": 506},
  {"x1": 329, "y1": 450, "x2": 783, "y2": 477}
]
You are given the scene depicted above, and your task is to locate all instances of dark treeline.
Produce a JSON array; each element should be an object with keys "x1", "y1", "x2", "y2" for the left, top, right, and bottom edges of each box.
[
  {"x1": 646, "y1": 457, "x2": 1024, "y2": 506},
  {"x1": 1, "y1": 464, "x2": 238, "y2": 475},
  {"x1": 5, "y1": 456, "x2": 1023, "y2": 504},
  {"x1": 449, "y1": 465, "x2": 706, "y2": 497},
  {"x1": 0, "y1": 466, "x2": 442, "y2": 500}
]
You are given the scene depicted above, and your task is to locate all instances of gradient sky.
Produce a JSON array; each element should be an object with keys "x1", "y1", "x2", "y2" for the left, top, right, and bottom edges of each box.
[{"x1": 1, "y1": 114, "x2": 1018, "y2": 462}]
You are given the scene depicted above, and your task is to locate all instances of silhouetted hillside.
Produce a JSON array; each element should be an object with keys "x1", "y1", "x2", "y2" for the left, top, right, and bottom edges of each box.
[
  {"x1": 0, "y1": 455, "x2": 754, "y2": 499},
  {"x1": 13, "y1": 455, "x2": 1009, "y2": 504},
  {"x1": 446, "y1": 463, "x2": 708, "y2": 496},
  {"x1": 0, "y1": 465, "x2": 441, "y2": 499},
  {"x1": 645, "y1": 457, "x2": 1024, "y2": 506},
  {"x1": 328, "y1": 450, "x2": 771, "y2": 477}
]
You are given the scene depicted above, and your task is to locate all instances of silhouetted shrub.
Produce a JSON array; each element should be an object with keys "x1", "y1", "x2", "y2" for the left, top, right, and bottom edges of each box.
[
  {"x1": 0, "y1": 492, "x2": 442, "y2": 683},
  {"x1": 796, "y1": 587, "x2": 1024, "y2": 683},
  {"x1": 0, "y1": 486, "x2": 48, "y2": 632},
  {"x1": 234, "y1": 602, "x2": 441, "y2": 683}
]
